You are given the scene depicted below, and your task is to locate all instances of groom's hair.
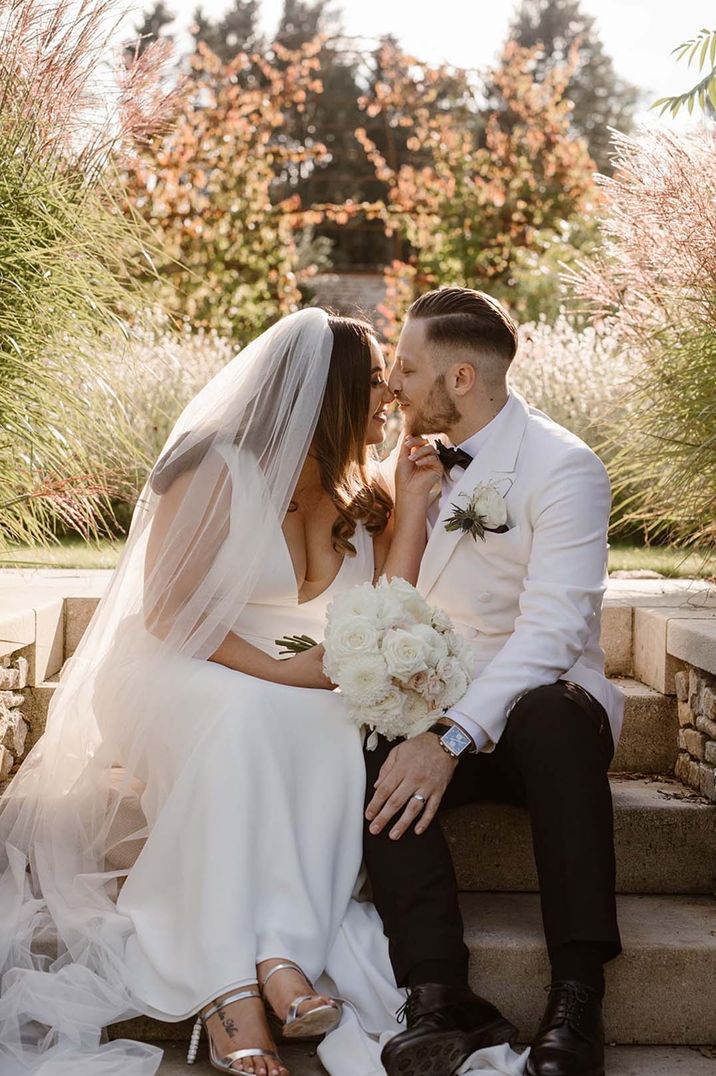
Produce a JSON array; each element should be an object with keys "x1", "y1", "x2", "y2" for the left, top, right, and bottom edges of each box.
[{"x1": 407, "y1": 287, "x2": 518, "y2": 364}]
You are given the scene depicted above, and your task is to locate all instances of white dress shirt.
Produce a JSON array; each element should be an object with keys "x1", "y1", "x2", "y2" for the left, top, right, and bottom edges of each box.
[{"x1": 435, "y1": 393, "x2": 518, "y2": 752}]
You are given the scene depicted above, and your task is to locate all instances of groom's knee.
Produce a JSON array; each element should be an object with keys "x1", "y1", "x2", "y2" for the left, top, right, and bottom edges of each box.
[{"x1": 507, "y1": 682, "x2": 601, "y2": 757}]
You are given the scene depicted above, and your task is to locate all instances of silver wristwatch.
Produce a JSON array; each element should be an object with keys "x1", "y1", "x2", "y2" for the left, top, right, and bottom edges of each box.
[{"x1": 428, "y1": 721, "x2": 475, "y2": 758}]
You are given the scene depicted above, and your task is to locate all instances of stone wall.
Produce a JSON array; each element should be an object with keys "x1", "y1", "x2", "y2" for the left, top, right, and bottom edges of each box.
[
  {"x1": 0, "y1": 653, "x2": 29, "y2": 782},
  {"x1": 675, "y1": 667, "x2": 716, "y2": 802}
]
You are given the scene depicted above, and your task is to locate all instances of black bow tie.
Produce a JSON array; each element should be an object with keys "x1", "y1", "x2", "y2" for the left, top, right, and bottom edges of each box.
[{"x1": 435, "y1": 440, "x2": 473, "y2": 474}]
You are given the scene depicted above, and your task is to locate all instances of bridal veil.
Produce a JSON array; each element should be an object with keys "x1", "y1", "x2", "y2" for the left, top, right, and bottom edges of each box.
[{"x1": 0, "y1": 308, "x2": 334, "y2": 1074}]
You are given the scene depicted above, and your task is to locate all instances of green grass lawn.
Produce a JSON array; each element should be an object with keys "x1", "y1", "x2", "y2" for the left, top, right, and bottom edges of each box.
[
  {"x1": 607, "y1": 541, "x2": 714, "y2": 580},
  {"x1": 1, "y1": 535, "x2": 713, "y2": 579},
  {"x1": 0, "y1": 536, "x2": 123, "y2": 570}
]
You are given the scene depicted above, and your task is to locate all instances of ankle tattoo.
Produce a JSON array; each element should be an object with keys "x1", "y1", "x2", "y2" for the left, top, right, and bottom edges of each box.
[{"x1": 217, "y1": 1008, "x2": 239, "y2": 1038}]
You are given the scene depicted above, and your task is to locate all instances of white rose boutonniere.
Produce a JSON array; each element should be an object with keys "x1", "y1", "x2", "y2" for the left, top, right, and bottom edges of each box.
[{"x1": 445, "y1": 480, "x2": 509, "y2": 541}]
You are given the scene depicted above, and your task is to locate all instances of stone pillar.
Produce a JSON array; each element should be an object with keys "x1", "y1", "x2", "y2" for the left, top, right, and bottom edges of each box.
[
  {"x1": 0, "y1": 655, "x2": 30, "y2": 782},
  {"x1": 675, "y1": 667, "x2": 716, "y2": 802}
]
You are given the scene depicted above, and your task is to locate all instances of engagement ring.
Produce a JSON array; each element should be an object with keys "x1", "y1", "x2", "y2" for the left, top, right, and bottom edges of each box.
[{"x1": 412, "y1": 792, "x2": 426, "y2": 804}]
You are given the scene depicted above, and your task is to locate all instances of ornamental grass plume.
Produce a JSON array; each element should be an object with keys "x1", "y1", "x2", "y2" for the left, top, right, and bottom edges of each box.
[
  {"x1": 0, "y1": 0, "x2": 176, "y2": 551},
  {"x1": 568, "y1": 127, "x2": 716, "y2": 554},
  {"x1": 510, "y1": 314, "x2": 639, "y2": 459}
]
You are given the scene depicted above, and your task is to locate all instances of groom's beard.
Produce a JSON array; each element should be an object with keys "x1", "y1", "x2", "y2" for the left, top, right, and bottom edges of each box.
[{"x1": 403, "y1": 374, "x2": 461, "y2": 437}]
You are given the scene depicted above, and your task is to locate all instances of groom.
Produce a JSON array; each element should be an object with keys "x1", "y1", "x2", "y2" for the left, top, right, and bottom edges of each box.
[{"x1": 363, "y1": 286, "x2": 624, "y2": 1076}]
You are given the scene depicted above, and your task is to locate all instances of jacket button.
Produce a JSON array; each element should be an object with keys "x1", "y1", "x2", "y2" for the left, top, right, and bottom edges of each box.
[{"x1": 478, "y1": 591, "x2": 491, "y2": 602}]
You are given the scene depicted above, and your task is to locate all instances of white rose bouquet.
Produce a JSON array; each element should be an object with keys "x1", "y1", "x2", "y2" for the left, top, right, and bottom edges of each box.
[{"x1": 322, "y1": 576, "x2": 475, "y2": 749}]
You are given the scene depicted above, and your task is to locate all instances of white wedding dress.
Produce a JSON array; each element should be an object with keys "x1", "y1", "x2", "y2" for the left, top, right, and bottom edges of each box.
[
  {"x1": 93, "y1": 508, "x2": 527, "y2": 1076},
  {"x1": 90, "y1": 513, "x2": 372, "y2": 1024}
]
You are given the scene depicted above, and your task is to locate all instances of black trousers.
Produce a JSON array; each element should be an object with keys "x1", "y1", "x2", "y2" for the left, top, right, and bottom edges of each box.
[{"x1": 363, "y1": 680, "x2": 622, "y2": 989}]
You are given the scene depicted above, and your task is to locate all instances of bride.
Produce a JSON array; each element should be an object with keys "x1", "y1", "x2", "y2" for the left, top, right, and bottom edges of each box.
[{"x1": 0, "y1": 307, "x2": 443, "y2": 1076}]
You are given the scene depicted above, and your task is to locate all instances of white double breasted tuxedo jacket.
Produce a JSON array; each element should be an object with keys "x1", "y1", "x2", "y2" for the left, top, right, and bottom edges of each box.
[{"x1": 416, "y1": 389, "x2": 624, "y2": 750}]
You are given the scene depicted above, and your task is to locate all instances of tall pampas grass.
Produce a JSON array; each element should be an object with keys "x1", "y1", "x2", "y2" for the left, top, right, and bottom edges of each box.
[
  {"x1": 569, "y1": 127, "x2": 716, "y2": 554},
  {"x1": 0, "y1": 0, "x2": 176, "y2": 550}
]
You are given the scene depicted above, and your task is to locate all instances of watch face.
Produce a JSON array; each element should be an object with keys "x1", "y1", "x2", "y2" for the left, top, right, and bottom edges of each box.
[{"x1": 441, "y1": 725, "x2": 472, "y2": 755}]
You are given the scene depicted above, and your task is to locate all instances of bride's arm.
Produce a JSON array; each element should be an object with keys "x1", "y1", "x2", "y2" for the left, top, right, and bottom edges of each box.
[
  {"x1": 373, "y1": 437, "x2": 442, "y2": 585},
  {"x1": 144, "y1": 462, "x2": 332, "y2": 689}
]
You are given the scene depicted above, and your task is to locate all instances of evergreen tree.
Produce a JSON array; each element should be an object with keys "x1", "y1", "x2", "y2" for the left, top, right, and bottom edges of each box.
[
  {"x1": 191, "y1": 1, "x2": 262, "y2": 62},
  {"x1": 125, "y1": 1, "x2": 175, "y2": 60},
  {"x1": 501, "y1": 0, "x2": 640, "y2": 172},
  {"x1": 272, "y1": 2, "x2": 390, "y2": 267}
]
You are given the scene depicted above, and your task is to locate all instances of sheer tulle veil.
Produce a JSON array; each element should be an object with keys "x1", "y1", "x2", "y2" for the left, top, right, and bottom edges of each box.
[{"x1": 0, "y1": 308, "x2": 335, "y2": 1074}]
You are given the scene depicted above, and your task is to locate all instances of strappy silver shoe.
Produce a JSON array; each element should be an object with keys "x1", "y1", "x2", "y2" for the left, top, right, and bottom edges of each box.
[
  {"x1": 259, "y1": 960, "x2": 343, "y2": 1040},
  {"x1": 186, "y1": 986, "x2": 284, "y2": 1073}
]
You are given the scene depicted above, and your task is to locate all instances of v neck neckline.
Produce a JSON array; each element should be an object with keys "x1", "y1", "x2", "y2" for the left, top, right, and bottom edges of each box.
[{"x1": 277, "y1": 521, "x2": 352, "y2": 606}]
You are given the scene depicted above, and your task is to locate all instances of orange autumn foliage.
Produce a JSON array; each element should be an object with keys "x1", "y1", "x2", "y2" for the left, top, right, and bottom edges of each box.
[
  {"x1": 357, "y1": 40, "x2": 597, "y2": 342},
  {"x1": 125, "y1": 40, "x2": 333, "y2": 342}
]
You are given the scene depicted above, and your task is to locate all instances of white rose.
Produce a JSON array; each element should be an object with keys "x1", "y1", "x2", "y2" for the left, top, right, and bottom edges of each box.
[
  {"x1": 383, "y1": 576, "x2": 431, "y2": 622},
  {"x1": 447, "y1": 631, "x2": 474, "y2": 668},
  {"x1": 335, "y1": 582, "x2": 380, "y2": 621},
  {"x1": 338, "y1": 654, "x2": 392, "y2": 705},
  {"x1": 325, "y1": 616, "x2": 379, "y2": 663},
  {"x1": 411, "y1": 622, "x2": 449, "y2": 664},
  {"x1": 430, "y1": 607, "x2": 454, "y2": 633},
  {"x1": 423, "y1": 671, "x2": 445, "y2": 701},
  {"x1": 436, "y1": 656, "x2": 458, "y2": 682},
  {"x1": 472, "y1": 483, "x2": 507, "y2": 529},
  {"x1": 441, "y1": 667, "x2": 470, "y2": 709},
  {"x1": 374, "y1": 592, "x2": 408, "y2": 631},
  {"x1": 408, "y1": 669, "x2": 429, "y2": 695},
  {"x1": 382, "y1": 628, "x2": 429, "y2": 681},
  {"x1": 373, "y1": 683, "x2": 404, "y2": 717}
]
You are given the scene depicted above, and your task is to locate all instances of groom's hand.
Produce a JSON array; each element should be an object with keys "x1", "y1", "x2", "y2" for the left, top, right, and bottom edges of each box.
[{"x1": 365, "y1": 733, "x2": 458, "y2": 840}]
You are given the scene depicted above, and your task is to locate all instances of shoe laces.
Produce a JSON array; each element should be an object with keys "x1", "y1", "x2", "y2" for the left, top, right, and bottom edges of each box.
[
  {"x1": 396, "y1": 991, "x2": 416, "y2": 1026},
  {"x1": 545, "y1": 981, "x2": 592, "y2": 1029}
]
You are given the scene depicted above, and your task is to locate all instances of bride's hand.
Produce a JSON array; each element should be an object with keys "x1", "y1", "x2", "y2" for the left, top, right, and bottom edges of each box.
[
  {"x1": 276, "y1": 643, "x2": 334, "y2": 690},
  {"x1": 394, "y1": 436, "x2": 442, "y2": 503}
]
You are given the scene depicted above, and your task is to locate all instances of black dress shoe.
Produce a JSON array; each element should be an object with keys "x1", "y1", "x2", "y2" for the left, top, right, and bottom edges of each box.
[
  {"x1": 525, "y1": 980, "x2": 605, "y2": 1076},
  {"x1": 381, "y1": 982, "x2": 517, "y2": 1076}
]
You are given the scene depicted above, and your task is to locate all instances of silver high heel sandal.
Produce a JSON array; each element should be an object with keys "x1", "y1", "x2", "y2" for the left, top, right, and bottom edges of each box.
[
  {"x1": 259, "y1": 961, "x2": 343, "y2": 1040},
  {"x1": 186, "y1": 986, "x2": 284, "y2": 1073}
]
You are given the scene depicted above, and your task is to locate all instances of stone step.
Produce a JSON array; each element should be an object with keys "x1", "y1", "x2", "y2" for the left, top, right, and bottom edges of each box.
[
  {"x1": 109, "y1": 894, "x2": 716, "y2": 1047},
  {"x1": 610, "y1": 677, "x2": 678, "y2": 774},
  {"x1": 461, "y1": 893, "x2": 716, "y2": 1045},
  {"x1": 14, "y1": 676, "x2": 678, "y2": 785},
  {"x1": 152, "y1": 1042, "x2": 716, "y2": 1075},
  {"x1": 442, "y1": 775, "x2": 716, "y2": 894}
]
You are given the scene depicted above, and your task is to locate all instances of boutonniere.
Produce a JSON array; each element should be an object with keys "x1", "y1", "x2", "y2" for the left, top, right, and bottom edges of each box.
[{"x1": 444, "y1": 481, "x2": 509, "y2": 542}]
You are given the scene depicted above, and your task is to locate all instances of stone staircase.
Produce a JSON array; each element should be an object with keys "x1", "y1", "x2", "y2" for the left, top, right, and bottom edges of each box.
[{"x1": 1, "y1": 573, "x2": 715, "y2": 1073}]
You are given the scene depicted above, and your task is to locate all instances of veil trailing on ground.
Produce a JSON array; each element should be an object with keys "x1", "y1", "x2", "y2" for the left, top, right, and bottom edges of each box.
[{"x1": 0, "y1": 308, "x2": 335, "y2": 1074}]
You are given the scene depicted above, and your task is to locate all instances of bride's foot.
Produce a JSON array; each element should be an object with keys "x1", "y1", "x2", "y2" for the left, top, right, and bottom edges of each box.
[
  {"x1": 203, "y1": 988, "x2": 288, "y2": 1076},
  {"x1": 258, "y1": 958, "x2": 341, "y2": 1037}
]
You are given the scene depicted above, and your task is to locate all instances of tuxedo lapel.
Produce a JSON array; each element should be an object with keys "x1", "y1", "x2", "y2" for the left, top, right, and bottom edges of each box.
[{"x1": 417, "y1": 391, "x2": 530, "y2": 596}]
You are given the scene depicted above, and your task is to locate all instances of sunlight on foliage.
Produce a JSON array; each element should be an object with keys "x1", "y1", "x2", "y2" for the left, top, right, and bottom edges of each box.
[
  {"x1": 652, "y1": 27, "x2": 716, "y2": 118},
  {"x1": 570, "y1": 127, "x2": 716, "y2": 552},
  {"x1": 0, "y1": 0, "x2": 175, "y2": 551}
]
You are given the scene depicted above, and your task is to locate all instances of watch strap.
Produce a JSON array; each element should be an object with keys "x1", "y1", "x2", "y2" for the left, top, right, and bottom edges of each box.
[{"x1": 428, "y1": 720, "x2": 452, "y2": 737}]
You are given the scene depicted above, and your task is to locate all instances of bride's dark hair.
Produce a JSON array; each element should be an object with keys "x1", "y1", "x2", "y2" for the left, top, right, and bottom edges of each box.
[
  {"x1": 305, "y1": 315, "x2": 392, "y2": 558},
  {"x1": 150, "y1": 313, "x2": 393, "y2": 557}
]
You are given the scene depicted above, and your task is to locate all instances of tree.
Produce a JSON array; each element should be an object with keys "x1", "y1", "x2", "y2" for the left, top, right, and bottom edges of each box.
[
  {"x1": 125, "y1": 1, "x2": 175, "y2": 60},
  {"x1": 357, "y1": 40, "x2": 597, "y2": 338},
  {"x1": 501, "y1": 0, "x2": 640, "y2": 172},
  {"x1": 190, "y1": 0, "x2": 262, "y2": 62},
  {"x1": 125, "y1": 41, "x2": 332, "y2": 342}
]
